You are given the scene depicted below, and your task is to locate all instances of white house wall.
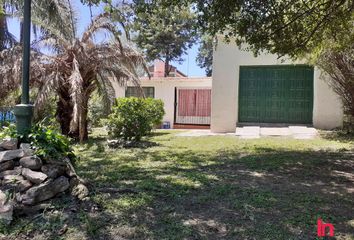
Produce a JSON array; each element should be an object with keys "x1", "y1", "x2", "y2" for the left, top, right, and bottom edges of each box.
[
  {"x1": 113, "y1": 77, "x2": 212, "y2": 128},
  {"x1": 211, "y1": 36, "x2": 343, "y2": 132}
]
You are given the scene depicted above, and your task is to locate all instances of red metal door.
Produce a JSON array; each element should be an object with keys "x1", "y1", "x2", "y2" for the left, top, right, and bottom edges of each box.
[{"x1": 176, "y1": 88, "x2": 211, "y2": 125}]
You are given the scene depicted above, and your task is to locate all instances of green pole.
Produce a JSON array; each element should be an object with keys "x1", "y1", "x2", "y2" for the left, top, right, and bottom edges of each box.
[{"x1": 13, "y1": 0, "x2": 33, "y2": 135}]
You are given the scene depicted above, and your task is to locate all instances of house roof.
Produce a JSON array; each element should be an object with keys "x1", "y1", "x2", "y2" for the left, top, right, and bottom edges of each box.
[
  {"x1": 140, "y1": 77, "x2": 212, "y2": 82},
  {"x1": 148, "y1": 60, "x2": 187, "y2": 78}
]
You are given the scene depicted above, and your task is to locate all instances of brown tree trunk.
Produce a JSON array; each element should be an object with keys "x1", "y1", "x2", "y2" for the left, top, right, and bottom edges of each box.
[
  {"x1": 0, "y1": 5, "x2": 7, "y2": 51},
  {"x1": 79, "y1": 94, "x2": 89, "y2": 143},
  {"x1": 56, "y1": 87, "x2": 74, "y2": 137},
  {"x1": 164, "y1": 57, "x2": 171, "y2": 77}
]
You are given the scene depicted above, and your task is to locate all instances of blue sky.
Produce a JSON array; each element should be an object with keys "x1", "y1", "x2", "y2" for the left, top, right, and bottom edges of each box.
[{"x1": 7, "y1": 1, "x2": 205, "y2": 77}]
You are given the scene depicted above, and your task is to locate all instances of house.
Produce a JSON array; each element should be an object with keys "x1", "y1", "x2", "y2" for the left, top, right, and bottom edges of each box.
[
  {"x1": 210, "y1": 36, "x2": 343, "y2": 133},
  {"x1": 113, "y1": 60, "x2": 212, "y2": 129}
]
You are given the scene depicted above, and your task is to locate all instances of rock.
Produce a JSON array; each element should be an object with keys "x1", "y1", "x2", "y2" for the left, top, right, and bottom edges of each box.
[
  {"x1": 23, "y1": 148, "x2": 35, "y2": 157},
  {"x1": 20, "y1": 143, "x2": 31, "y2": 150},
  {"x1": 14, "y1": 203, "x2": 53, "y2": 216},
  {"x1": 71, "y1": 183, "x2": 89, "y2": 200},
  {"x1": 0, "y1": 160, "x2": 14, "y2": 172},
  {"x1": 0, "y1": 202, "x2": 13, "y2": 224},
  {"x1": 0, "y1": 190, "x2": 13, "y2": 224},
  {"x1": 0, "y1": 138, "x2": 18, "y2": 150},
  {"x1": 0, "y1": 149, "x2": 25, "y2": 163},
  {"x1": 64, "y1": 158, "x2": 79, "y2": 178},
  {"x1": 70, "y1": 177, "x2": 89, "y2": 200},
  {"x1": 0, "y1": 167, "x2": 22, "y2": 179},
  {"x1": 3, "y1": 174, "x2": 25, "y2": 183},
  {"x1": 69, "y1": 177, "x2": 80, "y2": 189},
  {"x1": 22, "y1": 168, "x2": 47, "y2": 184},
  {"x1": 0, "y1": 191, "x2": 7, "y2": 206},
  {"x1": 41, "y1": 164, "x2": 66, "y2": 179},
  {"x1": 1, "y1": 178, "x2": 32, "y2": 193},
  {"x1": 107, "y1": 139, "x2": 123, "y2": 148},
  {"x1": 21, "y1": 176, "x2": 70, "y2": 205},
  {"x1": 17, "y1": 180, "x2": 33, "y2": 192},
  {"x1": 19, "y1": 156, "x2": 42, "y2": 170}
]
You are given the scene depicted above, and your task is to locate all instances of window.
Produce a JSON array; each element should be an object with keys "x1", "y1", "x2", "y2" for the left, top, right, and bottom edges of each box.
[{"x1": 125, "y1": 87, "x2": 155, "y2": 98}]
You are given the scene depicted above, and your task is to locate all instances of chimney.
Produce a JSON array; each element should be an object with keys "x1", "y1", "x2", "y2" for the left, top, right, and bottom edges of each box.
[{"x1": 153, "y1": 60, "x2": 166, "y2": 77}]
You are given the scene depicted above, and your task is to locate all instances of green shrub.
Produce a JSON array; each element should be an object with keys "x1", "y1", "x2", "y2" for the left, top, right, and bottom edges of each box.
[
  {"x1": 0, "y1": 123, "x2": 75, "y2": 163},
  {"x1": 105, "y1": 97, "x2": 165, "y2": 141},
  {"x1": 88, "y1": 92, "x2": 110, "y2": 128},
  {"x1": 29, "y1": 124, "x2": 76, "y2": 162},
  {"x1": 0, "y1": 124, "x2": 17, "y2": 139}
]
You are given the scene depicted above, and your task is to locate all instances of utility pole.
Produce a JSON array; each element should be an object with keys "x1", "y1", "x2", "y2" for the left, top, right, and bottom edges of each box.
[{"x1": 13, "y1": 0, "x2": 33, "y2": 135}]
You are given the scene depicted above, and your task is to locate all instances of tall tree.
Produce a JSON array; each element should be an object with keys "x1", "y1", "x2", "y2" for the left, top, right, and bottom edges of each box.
[
  {"x1": 0, "y1": 0, "x2": 74, "y2": 51},
  {"x1": 165, "y1": 0, "x2": 353, "y2": 58},
  {"x1": 164, "y1": 0, "x2": 354, "y2": 121},
  {"x1": 0, "y1": 2, "x2": 16, "y2": 50},
  {"x1": 196, "y1": 34, "x2": 213, "y2": 77},
  {"x1": 130, "y1": 0, "x2": 197, "y2": 77},
  {"x1": 0, "y1": 13, "x2": 148, "y2": 142}
]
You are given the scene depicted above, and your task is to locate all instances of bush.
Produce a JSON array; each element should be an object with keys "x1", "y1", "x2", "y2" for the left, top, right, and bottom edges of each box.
[
  {"x1": 105, "y1": 97, "x2": 165, "y2": 141},
  {"x1": 29, "y1": 124, "x2": 76, "y2": 162},
  {"x1": 0, "y1": 123, "x2": 76, "y2": 163},
  {"x1": 88, "y1": 92, "x2": 111, "y2": 128},
  {"x1": 0, "y1": 124, "x2": 17, "y2": 139}
]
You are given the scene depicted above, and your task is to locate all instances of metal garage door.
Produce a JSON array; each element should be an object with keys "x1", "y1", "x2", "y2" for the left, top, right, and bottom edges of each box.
[
  {"x1": 175, "y1": 88, "x2": 211, "y2": 125},
  {"x1": 239, "y1": 65, "x2": 314, "y2": 124}
]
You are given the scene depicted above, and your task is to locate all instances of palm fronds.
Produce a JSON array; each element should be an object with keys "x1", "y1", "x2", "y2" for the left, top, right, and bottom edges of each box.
[{"x1": 0, "y1": 13, "x2": 148, "y2": 142}]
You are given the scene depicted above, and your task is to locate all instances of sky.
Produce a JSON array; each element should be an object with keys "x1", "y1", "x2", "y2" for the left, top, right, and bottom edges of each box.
[{"x1": 7, "y1": 1, "x2": 206, "y2": 77}]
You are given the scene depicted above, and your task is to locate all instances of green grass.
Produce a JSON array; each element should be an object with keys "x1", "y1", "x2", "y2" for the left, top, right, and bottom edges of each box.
[{"x1": 3, "y1": 129, "x2": 354, "y2": 240}]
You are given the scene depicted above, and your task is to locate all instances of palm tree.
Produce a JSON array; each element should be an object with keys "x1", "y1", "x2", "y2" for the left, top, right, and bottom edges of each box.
[
  {"x1": 0, "y1": 13, "x2": 148, "y2": 142},
  {"x1": 0, "y1": 0, "x2": 74, "y2": 50}
]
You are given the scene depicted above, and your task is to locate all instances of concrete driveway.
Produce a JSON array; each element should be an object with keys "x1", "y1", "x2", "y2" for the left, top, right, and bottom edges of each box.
[
  {"x1": 176, "y1": 126, "x2": 318, "y2": 139},
  {"x1": 235, "y1": 126, "x2": 317, "y2": 139}
]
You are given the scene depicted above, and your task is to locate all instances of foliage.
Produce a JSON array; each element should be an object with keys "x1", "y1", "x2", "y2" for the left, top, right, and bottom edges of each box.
[
  {"x1": 0, "y1": 0, "x2": 74, "y2": 51},
  {"x1": 165, "y1": 0, "x2": 354, "y2": 122},
  {"x1": 315, "y1": 41, "x2": 354, "y2": 121},
  {"x1": 0, "y1": 13, "x2": 148, "y2": 143},
  {"x1": 105, "y1": 97, "x2": 164, "y2": 141},
  {"x1": 0, "y1": 124, "x2": 17, "y2": 139},
  {"x1": 0, "y1": 123, "x2": 75, "y2": 162},
  {"x1": 88, "y1": 91, "x2": 110, "y2": 128},
  {"x1": 164, "y1": 0, "x2": 353, "y2": 59},
  {"x1": 129, "y1": 0, "x2": 197, "y2": 77},
  {"x1": 196, "y1": 34, "x2": 213, "y2": 77},
  {"x1": 81, "y1": 0, "x2": 111, "y2": 5},
  {"x1": 28, "y1": 124, "x2": 76, "y2": 162}
]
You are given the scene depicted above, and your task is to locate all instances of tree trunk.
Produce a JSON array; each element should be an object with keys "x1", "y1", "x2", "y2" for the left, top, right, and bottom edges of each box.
[
  {"x1": 20, "y1": 21, "x2": 23, "y2": 43},
  {"x1": 56, "y1": 87, "x2": 74, "y2": 137},
  {"x1": 79, "y1": 95, "x2": 89, "y2": 143},
  {"x1": 0, "y1": 5, "x2": 7, "y2": 51},
  {"x1": 164, "y1": 58, "x2": 170, "y2": 77},
  {"x1": 164, "y1": 58, "x2": 171, "y2": 77}
]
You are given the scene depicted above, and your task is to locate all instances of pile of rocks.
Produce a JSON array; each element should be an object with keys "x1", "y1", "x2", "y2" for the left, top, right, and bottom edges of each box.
[{"x1": 0, "y1": 138, "x2": 88, "y2": 224}]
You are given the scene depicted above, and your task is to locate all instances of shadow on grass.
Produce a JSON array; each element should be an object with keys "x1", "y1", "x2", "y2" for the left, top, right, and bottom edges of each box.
[
  {"x1": 5, "y1": 133, "x2": 354, "y2": 240},
  {"x1": 74, "y1": 144, "x2": 354, "y2": 240}
]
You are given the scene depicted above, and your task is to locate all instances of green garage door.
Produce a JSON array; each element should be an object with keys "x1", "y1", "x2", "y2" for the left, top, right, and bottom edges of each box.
[{"x1": 239, "y1": 65, "x2": 314, "y2": 124}]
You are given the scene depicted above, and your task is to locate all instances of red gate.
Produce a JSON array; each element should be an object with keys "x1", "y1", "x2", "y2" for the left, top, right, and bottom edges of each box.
[{"x1": 175, "y1": 88, "x2": 211, "y2": 125}]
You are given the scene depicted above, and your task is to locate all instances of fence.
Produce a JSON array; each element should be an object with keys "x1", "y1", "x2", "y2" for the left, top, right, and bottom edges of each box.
[{"x1": 0, "y1": 107, "x2": 15, "y2": 126}]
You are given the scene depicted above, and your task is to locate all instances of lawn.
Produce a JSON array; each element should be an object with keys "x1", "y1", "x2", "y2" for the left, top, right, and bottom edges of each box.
[{"x1": 2, "y1": 129, "x2": 354, "y2": 240}]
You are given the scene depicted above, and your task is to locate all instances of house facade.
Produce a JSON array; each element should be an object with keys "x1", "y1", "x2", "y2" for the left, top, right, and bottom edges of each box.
[
  {"x1": 211, "y1": 36, "x2": 343, "y2": 132},
  {"x1": 113, "y1": 60, "x2": 212, "y2": 128}
]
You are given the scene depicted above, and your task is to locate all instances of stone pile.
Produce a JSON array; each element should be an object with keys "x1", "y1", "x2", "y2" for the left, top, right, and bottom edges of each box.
[{"x1": 0, "y1": 138, "x2": 88, "y2": 224}]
